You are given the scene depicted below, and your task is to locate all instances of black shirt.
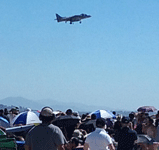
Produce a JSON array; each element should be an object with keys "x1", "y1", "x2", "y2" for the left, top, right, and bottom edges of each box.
[{"x1": 115, "y1": 126, "x2": 137, "y2": 150}]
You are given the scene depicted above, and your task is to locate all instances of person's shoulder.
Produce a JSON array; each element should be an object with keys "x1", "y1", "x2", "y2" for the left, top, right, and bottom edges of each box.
[
  {"x1": 29, "y1": 124, "x2": 52, "y2": 133},
  {"x1": 85, "y1": 132, "x2": 93, "y2": 139},
  {"x1": 128, "y1": 128, "x2": 137, "y2": 135},
  {"x1": 98, "y1": 129, "x2": 111, "y2": 139},
  {"x1": 49, "y1": 124, "x2": 61, "y2": 130},
  {"x1": 48, "y1": 124, "x2": 64, "y2": 134},
  {"x1": 103, "y1": 132, "x2": 111, "y2": 139},
  {"x1": 26, "y1": 125, "x2": 37, "y2": 137}
]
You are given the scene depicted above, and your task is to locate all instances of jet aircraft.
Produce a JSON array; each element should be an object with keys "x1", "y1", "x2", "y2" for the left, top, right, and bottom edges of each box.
[{"x1": 55, "y1": 13, "x2": 91, "y2": 24}]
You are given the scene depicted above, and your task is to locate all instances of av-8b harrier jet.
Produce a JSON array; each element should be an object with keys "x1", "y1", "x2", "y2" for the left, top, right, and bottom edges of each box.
[{"x1": 55, "y1": 13, "x2": 91, "y2": 24}]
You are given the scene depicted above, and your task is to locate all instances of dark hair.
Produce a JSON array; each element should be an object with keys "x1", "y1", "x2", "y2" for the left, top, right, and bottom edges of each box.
[
  {"x1": 0, "y1": 109, "x2": 4, "y2": 113},
  {"x1": 71, "y1": 137, "x2": 79, "y2": 146},
  {"x1": 66, "y1": 109, "x2": 73, "y2": 115},
  {"x1": 81, "y1": 114, "x2": 87, "y2": 120},
  {"x1": 112, "y1": 111, "x2": 116, "y2": 115},
  {"x1": 129, "y1": 113, "x2": 134, "y2": 119},
  {"x1": 145, "y1": 113, "x2": 149, "y2": 116},
  {"x1": 121, "y1": 117, "x2": 130, "y2": 124},
  {"x1": 96, "y1": 118, "x2": 106, "y2": 128},
  {"x1": 91, "y1": 114, "x2": 96, "y2": 120},
  {"x1": 4, "y1": 109, "x2": 8, "y2": 115}
]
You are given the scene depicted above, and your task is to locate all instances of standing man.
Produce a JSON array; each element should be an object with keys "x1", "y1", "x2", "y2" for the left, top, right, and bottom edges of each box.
[
  {"x1": 114, "y1": 117, "x2": 137, "y2": 150},
  {"x1": 25, "y1": 107, "x2": 67, "y2": 150},
  {"x1": 84, "y1": 118, "x2": 115, "y2": 150}
]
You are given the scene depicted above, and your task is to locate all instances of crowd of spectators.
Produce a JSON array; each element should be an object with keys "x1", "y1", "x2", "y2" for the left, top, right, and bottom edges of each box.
[{"x1": 0, "y1": 107, "x2": 159, "y2": 149}]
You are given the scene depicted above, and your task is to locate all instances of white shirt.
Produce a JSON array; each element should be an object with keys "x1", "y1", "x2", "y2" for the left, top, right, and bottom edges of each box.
[{"x1": 85, "y1": 128, "x2": 113, "y2": 150}]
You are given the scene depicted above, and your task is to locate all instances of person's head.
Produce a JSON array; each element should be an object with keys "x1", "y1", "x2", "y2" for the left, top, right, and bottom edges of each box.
[
  {"x1": 136, "y1": 112, "x2": 146, "y2": 123},
  {"x1": 81, "y1": 113, "x2": 89, "y2": 121},
  {"x1": 91, "y1": 114, "x2": 96, "y2": 120},
  {"x1": 15, "y1": 107, "x2": 19, "y2": 112},
  {"x1": 96, "y1": 118, "x2": 107, "y2": 129},
  {"x1": 66, "y1": 109, "x2": 73, "y2": 115},
  {"x1": 145, "y1": 113, "x2": 149, "y2": 117},
  {"x1": 112, "y1": 111, "x2": 116, "y2": 115},
  {"x1": 146, "y1": 117, "x2": 154, "y2": 125},
  {"x1": 39, "y1": 107, "x2": 55, "y2": 123},
  {"x1": 129, "y1": 113, "x2": 134, "y2": 120},
  {"x1": 117, "y1": 115, "x2": 122, "y2": 121},
  {"x1": 73, "y1": 111, "x2": 79, "y2": 117},
  {"x1": 72, "y1": 129, "x2": 83, "y2": 139},
  {"x1": 106, "y1": 118, "x2": 113, "y2": 128},
  {"x1": 0, "y1": 109, "x2": 4, "y2": 115},
  {"x1": 4, "y1": 108, "x2": 8, "y2": 115},
  {"x1": 10, "y1": 108, "x2": 18, "y2": 115},
  {"x1": 121, "y1": 117, "x2": 130, "y2": 127},
  {"x1": 71, "y1": 137, "x2": 80, "y2": 148}
]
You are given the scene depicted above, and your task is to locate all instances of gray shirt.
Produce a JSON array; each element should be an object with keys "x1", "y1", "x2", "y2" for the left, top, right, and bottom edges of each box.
[{"x1": 25, "y1": 123, "x2": 67, "y2": 150}]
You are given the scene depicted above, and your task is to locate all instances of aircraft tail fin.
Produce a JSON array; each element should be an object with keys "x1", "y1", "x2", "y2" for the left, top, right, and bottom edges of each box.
[{"x1": 55, "y1": 14, "x2": 62, "y2": 22}]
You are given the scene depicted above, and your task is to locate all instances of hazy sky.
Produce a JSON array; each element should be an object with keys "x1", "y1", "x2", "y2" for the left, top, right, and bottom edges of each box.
[{"x1": 1, "y1": 0, "x2": 159, "y2": 111}]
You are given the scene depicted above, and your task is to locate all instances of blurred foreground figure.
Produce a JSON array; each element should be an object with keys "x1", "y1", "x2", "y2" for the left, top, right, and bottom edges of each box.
[
  {"x1": 25, "y1": 107, "x2": 67, "y2": 150},
  {"x1": 114, "y1": 117, "x2": 137, "y2": 150},
  {"x1": 84, "y1": 118, "x2": 115, "y2": 150}
]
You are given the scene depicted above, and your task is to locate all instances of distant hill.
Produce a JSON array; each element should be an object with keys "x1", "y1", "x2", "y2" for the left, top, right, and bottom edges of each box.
[
  {"x1": 0, "y1": 97, "x2": 111, "y2": 112},
  {"x1": 0, "y1": 97, "x2": 132, "y2": 116},
  {"x1": 36, "y1": 98, "x2": 112, "y2": 111},
  {"x1": 0, "y1": 97, "x2": 44, "y2": 110}
]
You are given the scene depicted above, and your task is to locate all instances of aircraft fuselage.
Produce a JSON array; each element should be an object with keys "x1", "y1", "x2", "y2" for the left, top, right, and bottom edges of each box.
[{"x1": 55, "y1": 14, "x2": 91, "y2": 24}]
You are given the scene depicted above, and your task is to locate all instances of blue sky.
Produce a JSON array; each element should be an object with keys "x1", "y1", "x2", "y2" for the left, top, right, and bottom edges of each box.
[{"x1": 0, "y1": 0, "x2": 159, "y2": 111}]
